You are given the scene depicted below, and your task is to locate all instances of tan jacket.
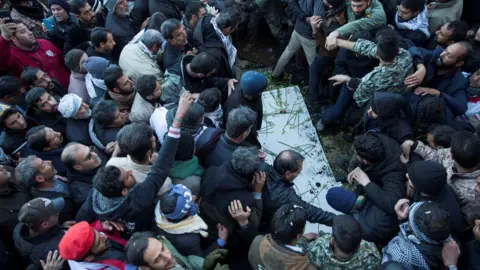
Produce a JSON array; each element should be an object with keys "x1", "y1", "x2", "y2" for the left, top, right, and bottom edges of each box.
[
  {"x1": 119, "y1": 43, "x2": 164, "y2": 83},
  {"x1": 129, "y1": 93, "x2": 155, "y2": 124}
]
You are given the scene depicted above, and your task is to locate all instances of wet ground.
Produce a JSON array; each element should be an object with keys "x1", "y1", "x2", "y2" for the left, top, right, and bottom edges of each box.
[{"x1": 236, "y1": 36, "x2": 352, "y2": 177}]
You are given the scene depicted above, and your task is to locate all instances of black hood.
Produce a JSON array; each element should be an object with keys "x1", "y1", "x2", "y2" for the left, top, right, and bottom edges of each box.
[
  {"x1": 13, "y1": 223, "x2": 64, "y2": 264},
  {"x1": 372, "y1": 92, "x2": 405, "y2": 121}
]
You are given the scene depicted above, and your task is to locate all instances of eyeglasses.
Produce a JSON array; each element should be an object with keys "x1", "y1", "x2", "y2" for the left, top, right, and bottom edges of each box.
[{"x1": 76, "y1": 146, "x2": 95, "y2": 165}]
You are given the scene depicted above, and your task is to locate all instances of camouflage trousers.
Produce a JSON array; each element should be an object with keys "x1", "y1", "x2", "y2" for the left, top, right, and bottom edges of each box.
[{"x1": 247, "y1": 10, "x2": 290, "y2": 43}]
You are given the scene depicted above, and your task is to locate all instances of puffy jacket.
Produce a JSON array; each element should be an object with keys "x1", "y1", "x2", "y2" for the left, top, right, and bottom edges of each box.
[{"x1": 0, "y1": 36, "x2": 70, "y2": 88}]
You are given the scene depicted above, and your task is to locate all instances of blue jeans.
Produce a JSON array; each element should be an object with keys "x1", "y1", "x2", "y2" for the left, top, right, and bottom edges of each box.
[
  {"x1": 322, "y1": 84, "x2": 354, "y2": 124},
  {"x1": 308, "y1": 55, "x2": 334, "y2": 106}
]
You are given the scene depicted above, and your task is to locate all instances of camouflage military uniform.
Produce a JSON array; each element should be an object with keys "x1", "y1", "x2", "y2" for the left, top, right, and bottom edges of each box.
[
  {"x1": 297, "y1": 233, "x2": 381, "y2": 270},
  {"x1": 351, "y1": 39, "x2": 413, "y2": 107}
]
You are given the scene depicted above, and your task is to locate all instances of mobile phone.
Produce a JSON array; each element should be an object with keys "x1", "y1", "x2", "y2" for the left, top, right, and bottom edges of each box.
[
  {"x1": 42, "y1": 18, "x2": 53, "y2": 31},
  {"x1": 0, "y1": 11, "x2": 13, "y2": 23}
]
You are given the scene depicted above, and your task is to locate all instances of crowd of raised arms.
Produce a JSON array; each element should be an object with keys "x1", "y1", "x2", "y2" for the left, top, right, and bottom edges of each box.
[{"x1": 0, "y1": 0, "x2": 479, "y2": 269}]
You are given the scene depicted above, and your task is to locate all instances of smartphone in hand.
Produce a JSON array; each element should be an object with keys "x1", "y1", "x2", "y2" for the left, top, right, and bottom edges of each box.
[{"x1": 42, "y1": 18, "x2": 53, "y2": 31}]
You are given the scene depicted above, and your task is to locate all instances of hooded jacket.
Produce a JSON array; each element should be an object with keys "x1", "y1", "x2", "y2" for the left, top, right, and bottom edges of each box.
[
  {"x1": 0, "y1": 36, "x2": 70, "y2": 88},
  {"x1": 13, "y1": 224, "x2": 65, "y2": 268},
  {"x1": 263, "y1": 164, "x2": 336, "y2": 226},
  {"x1": 76, "y1": 132, "x2": 180, "y2": 234},
  {"x1": 357, "y1": 132, "x2": 407, "y2": 244},
  {"x1": 193, "y1": 15, "x2": 235, "y2": 79}
]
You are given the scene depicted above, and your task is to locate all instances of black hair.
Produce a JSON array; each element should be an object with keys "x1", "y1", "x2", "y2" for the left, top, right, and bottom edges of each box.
[
  {"x1": 185, "y1": 1, "x2": 206, "y2": 20},
  {"x1": 376, "y1": 29, "x2": 399, "y2": 62},
  {"x1": 190, "y1": 52, "x2": 218, "y2": 74},
  {"x1": 0, "y1": 107, "x2": 21, "y2": 131},
  {"x1": 136, "y1": 74, "x2": 157, "y2": 100},
  {"x1": 198, "y1": 88, "x2": 221, "y2": 113},
  {"x1": 26, "y1": 125, "x2": 48, "y2": 151},
  {"x1": 400, "y1": 0, "x2": 424, "y2": 14},
  {"x1": 273, "y1": 150, "x2": 304, "y2": 175},
  {"x1": 456, "y1": 40, "x2": 474, "y2": 63},
  {"x1": 271, "y1": 204, "x2": 307, "y2": 245},
  {"x1": 70, "y1": 0, "x2": 88, "y2": 15},
  {"x1": 415, "y1": 202, "x2": 450, "y2": 242},
  {"x1": 148, "y1": 12, "x2": 168, "y2": 31},
  {"x1": 428, "y1": 125, "x2": 455, "y2": 148},
  {"x1": 415, "y1": 96, "x2": 445, "y2": 135},
  {"x1": 20, "y1": 67, "x2": 41, "y2": 89},
  {"x1": 332, "y1": 215, "x2": 363, "y2": 254},
  {"x1": 0, "y1": 75, "x2": 21, "y2": 99},
  {"x1": 92, "y1": 100, "x2": 118, "y2": 127},
  {"x1": 103, "y1": 65, "x2": 123, "y2": 90},
  {"x1": 450, "y1": 130, "x2": 480, "y2": 169},
  {"x1": 159, "y1": 191, "x2": 178, "y2": 214},
  {"x1": 216, "y1": 7, "x2": 241, "y2": 29},
  {"x1": 125, "y1": 233, "x2": 157, "y2": 267},
  {"x1": 353, "y1": 133, "x2": 385, "y2": 163},
  {"x1": 116, "y1": 123, "x2": 154, "y2": 161},
  {"x1": 90, "y1": 27, "x2": 112, "y2": 48},
  {"x1": 160, "y1": 19, "x2": 182, "y2": 39},
  {"x1": 446, "y1": 20, "x2": 468, "y2": 43},
  {"x1": 93, "y1": 166, "x2": 124, "y2": 197}
]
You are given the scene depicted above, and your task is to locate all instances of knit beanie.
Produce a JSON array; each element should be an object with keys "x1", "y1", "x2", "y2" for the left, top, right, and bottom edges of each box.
[
  {"x1": 64, "y1": 49, "x2": 86, "y2": 73},
  {"x1": 83, "y1": 56, "x2": 111, "y2": 79},
  {"x1": 326, "y1": 187, "x2": 356, "y2": 214},
  {"x1": 174, "y1": 132, "x2": 195, "y2": 161},
  {"x1": 408, "y1": 161, "x2": 447, "y2": 196},
  {"x1": 59, "y1": 221, "x2": 95, "y2": 260},
  {"x1": 48, "y1": 0, "x2": 70, "y2": 12},
  {"x1": 58, "y1": 93, "x2": 83, "y2": 118},
  {"x1": 240, "y1": 71, "x2": 267, "y2": 96}
]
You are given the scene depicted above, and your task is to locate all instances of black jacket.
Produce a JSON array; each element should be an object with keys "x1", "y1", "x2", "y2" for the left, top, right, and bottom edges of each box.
[
  {"x1": 224, "y1": 87, "x2": 262, "y2": 147},
  {"x1": 148, "y1": 0, "x2": 182, "y2": 20},
  {"x1": 13, "y1": 224, "x2": 65, "y2": 268},
  {"x1": 93, "y1": 122, "x2": 121, "y2": 148},
  {"x1": 65, "y1": 118, "x2": 92, "y2": 145},
  {"x1": 358, "y1": 132, "x2": 407, "y2": 244},
  {"x1": 263, "y1": 164, "x2": 336, "y2": 227},
  {"x1": 130, "y1": 0, "x2": 150, "y2": 29},
  {"x1": 31, "y1": 111, "x2": 66, "y2": 135},
  {"x1": 67, "y1": 149, "x2": 107, "y2": 207},
  {"x1": 163, "y1": 42, "x2": 186, "y2": 74},
  {"x1": 85, "y1": 45, "x2": 116, "y2": 63},
  {"x1": 0, "y1": 117, "x2": 38, "y2": 155},
  {"x1": 64, "y1": 22, "x2": 91, "y2": 53},
  {"x1": 394, "y1": 27, "x2": 428, "y2": 48},
  {"x1": 193, "y1": 15, "x2": 235, "y2": 79},
  {"x1": 0, "y1": 181, "x2": 30, "y2": 252},
  {"x1": 76, "y1": 133, "x2": 180, "y2": 234},
  {"x1": 105, "y1": 13, "x2": 138, "y2": 61},
  {"x1": 196, "y1": 128, "x2": 247, "y2": 169}
]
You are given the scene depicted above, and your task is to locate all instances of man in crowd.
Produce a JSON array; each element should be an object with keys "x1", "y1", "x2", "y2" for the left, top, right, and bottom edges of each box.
[
  {"x1": 90, "y1": 100, "x2": 128, "y2": 151},
  {"x1": 13, "y1": 198, "x2": 67, "y2": 269},
  {"x1": 182, "y1": 2, "x2": 207, "y2": 44},
  {"x1": 64, "y1": 49, "x2": 90, "y2": 104},
  {"x1": 26, "y1": 125, "x2": 66, "y2": 175},
  {"x1": 85, "y1": 27, "x2": 117, "y2": 63},
  {"x1": 162, "y1": 19, "x2": 190, "y2": 73},
  {"x1": 318, "y1": 28, "x2": 412, "y2": 132},
  {"x1": 61, "y1": 142, "x2": 107, "y2": 206},
  {"x1": 393, "y1": 0, "x2": 430, "y2": 47},
  {"x1": 427, "y1": 0, "x2": 463, "y2": 34},
  {"x1": 103, "y1": 65, "x2": 136, "y2": 112},
  {"x1": 263, "y1": 150, "x2": 336, "y2": 227},
  {"x1": 43, "y1": 0, "x2": 79, "y2": 50},
  {"x1": 21, "y1": 67, "x2": 67, "y2": 97},
  {"x1": 107, "y1": 123, "x2": 172, "y2": 195},
  {"x1": 105, "y1": 0, "x2": 139, "y2": 60},
  {"x1": 0, "y1": 20, "x2": 70, "y2": 88},
  {"x1": 25, "y1": 87, "x2": 66, "y2": 134},
  {"x1": 407, "y1": 41, "x2": 472, "y2": 122},
  {"x1": 0, "y1": 75, "x2": 25, "y2": 115},
  {"x1": 58, "y1": 93, "x2": 93, "y2": 145},
  {"x1": 76, "y1": 93, "x2": 193, "y2": 234},
  {"x1": 119, "y1": 29, "x2": 164, "y2": 82},
  {"x1": 196, "y1": 106, "x2": 256, "y2": 168},
  {"x1": 0, "y1": 107, "x2": 36, "y2": 155},
  {"x1": 129, "y1": 75, "x2": 162, "y2": 124},
  {"x1": 433, "y1": 21, "x2": 468, "y2": 49}
]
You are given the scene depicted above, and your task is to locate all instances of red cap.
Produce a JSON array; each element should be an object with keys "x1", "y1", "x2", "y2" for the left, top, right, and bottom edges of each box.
[{"x1": 59, "y1": 221, "x2": 95, "y2": 260}]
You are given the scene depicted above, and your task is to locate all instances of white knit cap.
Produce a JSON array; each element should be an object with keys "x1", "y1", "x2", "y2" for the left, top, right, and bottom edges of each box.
[{"x1": 58, "y1": 93, "x2": 83, "y2": 118}]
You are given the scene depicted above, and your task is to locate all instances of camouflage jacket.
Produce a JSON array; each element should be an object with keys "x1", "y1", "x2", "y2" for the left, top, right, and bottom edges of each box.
[
  {"x1": 414, "y1": 141, "x2": 480, "y2": 223},
  {"x1": 352, "y1": 39, "x2": 413, "y2": 107},
  {"x1": 297, "y1": 233, "x2": 381, "y2": 270}
]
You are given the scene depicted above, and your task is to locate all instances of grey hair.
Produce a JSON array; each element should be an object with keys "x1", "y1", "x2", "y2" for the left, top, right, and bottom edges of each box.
[
  {"x1": 61, "y1": 142, "x2": 83, "y2": 170},
  {"x1": 160, "y1": 18, "x2": 182, "y2": 40},
  {"x1": 141, "y1": 29, "x2": 164, "y2": 49},
  {"x1": 15, "y1": 155, "x2": 39, "y2": 187},
  {"x1": 231, "y1": 146, "x2": 260, "y2": 176},
  {"x1": 216, "y1": 7, "x2": 242, "y2": 29},
  {"x1": 226, "y1": 106, "x2": 256, "y2": 138}
]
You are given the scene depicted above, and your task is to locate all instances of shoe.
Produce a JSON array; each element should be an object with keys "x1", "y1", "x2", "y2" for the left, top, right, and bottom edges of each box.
[
  {"x1": 316, "y1": 120, "x2": 325, "y2": 132},
  {"x1": 335, "y1": 156, "x2": 349, "y2": 172}
]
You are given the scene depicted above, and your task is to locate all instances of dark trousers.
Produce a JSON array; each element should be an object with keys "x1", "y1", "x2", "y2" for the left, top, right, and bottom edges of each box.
[
  {"x1": 308, "y1": 55, "x2": 335, "y2": 106},
  {"x1": 322, "y1": 84, "x2": 354, "y2": 124}
]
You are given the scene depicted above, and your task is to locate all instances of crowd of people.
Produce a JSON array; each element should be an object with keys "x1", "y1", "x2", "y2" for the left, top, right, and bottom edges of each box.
[{"x1": 0, "y1": 0, "x2": 479, "y2": 269}]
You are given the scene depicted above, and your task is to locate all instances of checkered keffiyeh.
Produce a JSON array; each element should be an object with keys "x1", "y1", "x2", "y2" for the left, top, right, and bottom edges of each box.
[{"x1": 211, "y1": 17, "x2": 237, "y2": 69}]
